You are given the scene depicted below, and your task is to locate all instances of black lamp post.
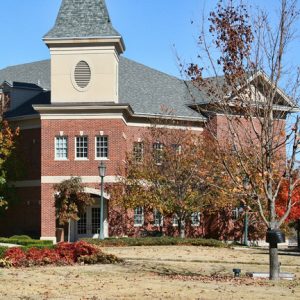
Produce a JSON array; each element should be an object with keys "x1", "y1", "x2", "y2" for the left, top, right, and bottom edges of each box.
[
  {"x1": 98, "y1": 161, "x2": 106, "y2": 240},
  {"x1": 242, "y1": 175, "x2": 250, "y2": 246}
]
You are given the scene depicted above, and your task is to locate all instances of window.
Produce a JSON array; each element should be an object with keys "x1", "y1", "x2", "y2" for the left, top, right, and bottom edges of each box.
[
  {"x1": 153, "y1": 209, "x2": 163, "y2": 226},
  {"x1": 96, "y1": 136, "x2": 108, "y2": 159},
  {"x1": 173, "y1": 214, "x2": 179, "y2": 226},
  {"x1": 153, "y1": 142, "x2": 163, "y2": 164},
  {"x1": 55, "y1": 136, "x2": 68, "y2": 160},
  {"x1": 171, "y1": 144, "x2": 182, "y2": 155},
  {"x1": 191, "y1": 212, "x2": 200, "y2": 226},
  {"x1": 232, "y1": 207, "x2": 240, "y2": 220},
  {"x1": 91, "y1": 207, "x2": 100, "y2": 234},
  {"x1": 134, "y1": 206, "x2": 144, "y2": 226},
  {"x1": 77, "y1": 212, "x2": 87, "y2": 234},
  {"x1": 133, "y1": 142, "x2": 144, "y2": 163},
  {"x1": 76, "y1": 136, "x2": 88, "y2": 159}
]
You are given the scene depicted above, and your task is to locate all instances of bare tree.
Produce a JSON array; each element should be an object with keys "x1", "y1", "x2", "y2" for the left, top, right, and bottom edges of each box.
[{"x1": 186, "y1": 0, "x2": 300, "y2": 280}]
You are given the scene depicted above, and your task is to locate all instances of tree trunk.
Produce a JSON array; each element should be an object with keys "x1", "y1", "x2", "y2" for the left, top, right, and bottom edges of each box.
[
  {"x1": 180, "y1": 226, "x2": 185, "y2": 238},
  {"x1": 178, "y1": 218, "x2": 185, "y2": 238},
  {"x1": 269, "y1": 243, "x2": 280, "y2": 280},
  {"x1": 68, "y1": 219, "x2": 71, "y2": 243}
]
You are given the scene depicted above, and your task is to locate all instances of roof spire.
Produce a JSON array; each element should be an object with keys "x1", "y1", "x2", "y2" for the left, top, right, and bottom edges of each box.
[{"x1": 44, "y1": 0, "x2": 122, "y2": 40}]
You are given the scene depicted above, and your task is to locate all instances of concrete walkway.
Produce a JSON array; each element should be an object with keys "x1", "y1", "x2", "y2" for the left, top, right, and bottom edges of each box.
[{"x1": 0, "y1": 242, "x2": 21, "y2": 248}]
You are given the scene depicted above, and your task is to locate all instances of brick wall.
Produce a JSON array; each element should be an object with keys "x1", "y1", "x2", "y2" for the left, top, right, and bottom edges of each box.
[
  {"x1": 0, "y1": 187, "x2": 41, "y2": 238},
  {"x1": 40, "y1": 118, "x2": 149, "y2": 238}
]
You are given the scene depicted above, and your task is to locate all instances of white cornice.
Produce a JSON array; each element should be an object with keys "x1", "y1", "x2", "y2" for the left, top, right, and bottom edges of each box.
[{"x1": 41, "y1": 176, "x2": 118, "y2": 184}]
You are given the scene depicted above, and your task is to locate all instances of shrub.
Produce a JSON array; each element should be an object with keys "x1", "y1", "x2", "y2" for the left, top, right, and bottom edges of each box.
[
  {"x1": 0, "y1": 237, "x2": 53, "y2": 247},
  {"x1": 1, "y1": 241, "x2": 120, "y2": 268},
  {"x1": 4, "y1": 247, "x2": 27, "y2": 267},
  {"x1": 55, "y1": 241, "x2": 99, "y2": 263},
  {"x1": 0, "y1": 246, "x2": 8, "y2": 259},
  {"x1": 78, "y1": 252, "x2": 122, "y2": 265},
  {"x1": 9, "y1": 235, "x2": 32, "y2": 240},
  {"x1": 83, "y1": 237, "x2": 229, "y2": 248}
]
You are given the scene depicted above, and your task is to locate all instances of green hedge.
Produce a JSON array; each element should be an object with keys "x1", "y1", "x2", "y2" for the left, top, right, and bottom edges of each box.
[
  {"x1": 0, "y1": 246, "x2": 8, "y2": 258},
  {"x1": 83, "y1": 237, "x2": 229, "y2": 248},
  {"x1": 0, "y1": 236, "x2": 53, "y2": 247}
]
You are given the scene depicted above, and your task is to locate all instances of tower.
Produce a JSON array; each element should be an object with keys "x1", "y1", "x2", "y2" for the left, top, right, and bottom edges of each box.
[{"x1": 43, "y1": 0, "x2": 125, "y2": 104}]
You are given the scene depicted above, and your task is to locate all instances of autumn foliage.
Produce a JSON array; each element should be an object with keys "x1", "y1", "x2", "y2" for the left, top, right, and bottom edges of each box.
[
  {"x1": 276, "y1": 179, "x2": 300, "y2": 222},
  {"x1": 0, "y1": 120, "x2": 19, "y2": 208},
  {"x1": 1, "y1": 241, "x2": 120, "y2": 268},
  {"x1": 53, "y1": 177, "x2": 94, "y2": 225}
]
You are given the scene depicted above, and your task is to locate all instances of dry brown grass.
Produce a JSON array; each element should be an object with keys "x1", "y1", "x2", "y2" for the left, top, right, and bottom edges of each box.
[{"x1": 0, "y1": 246, "x2": 299, "y2": 299}]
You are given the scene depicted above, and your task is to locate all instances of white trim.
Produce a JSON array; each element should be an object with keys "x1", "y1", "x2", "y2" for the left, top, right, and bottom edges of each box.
[
  {"x1": 128, "y1": 123, "x2": 204, "y2": 131},
  {"x1": 84, "y1": 187, "x2": 110, "y2": 199},
  {"x1": 40, "y1": 237, "x2": 57, "y2": 244},
  {"x1": 75, "y1": 136, "x2": 88, "y2": 159},
  {"x1": 134, "y1": 206, "x2": 144, "y2": 227},
  {"x1": 55, "y1": 136, "x2": 68, "y2": 160},
  {"x1": 41, "y1": 176, "x2": 118, "y2": 184},
  {"x1": 95, "y1": 135, "x2": 109, "y2": 160},
  {"x1": 39, "y1": 114, "x2": 204, "y2": 131},
  {"x1": 191, "y1": 212, "x2": 201, "y2": 227},
  {"x1": 10, "y1": 180, "x2": 41, "y2": 187}
]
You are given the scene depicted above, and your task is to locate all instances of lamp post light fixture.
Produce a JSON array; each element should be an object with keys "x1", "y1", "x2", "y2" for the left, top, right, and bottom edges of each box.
[{"x1": 98, "y1": 161, "x2": 106, "y2": 240}]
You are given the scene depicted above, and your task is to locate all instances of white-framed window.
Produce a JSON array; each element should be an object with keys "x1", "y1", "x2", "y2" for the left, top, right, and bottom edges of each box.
[
  {"x1": 153, "y1": 209, "x2": 163, "y2": 226},
  {"x1": 96, "y1": 136, "x2": 108, "y2": 159},
  {"x1": 134, "y1": 206, "x2": 144, "y2": 226},
  {"x1": 232, "y1": 207, "x2": 241, "y2": 220},
  {"x1": 76, "y1": 136, "x2": 88, "y2": 159},
  {"x1": 171, "y1": 144, "x2": 182, "y2": 155},
  {"x1": 191, "y1": 212, "x2": 200, "y2": 226},
  {"x1": 153, "y1": 142, "x2": 163, "y2": 164},
  {"x1": 55, "y1": 136, "x2": 68, "y2": 160},
  {"x1": 173, "y1": 214, "x2": 179, "y2": 226},
  {"x1": 133, "y1": 142, "x2": 144, "y2": 163}
]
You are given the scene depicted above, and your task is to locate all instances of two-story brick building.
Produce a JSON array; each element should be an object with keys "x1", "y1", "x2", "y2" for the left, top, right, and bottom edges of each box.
[{"x1": 0, "y1": 0, "x2": 293, "y2": 242}]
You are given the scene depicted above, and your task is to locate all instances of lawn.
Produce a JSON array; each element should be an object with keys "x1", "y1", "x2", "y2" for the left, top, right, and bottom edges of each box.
[{"x1": 0, "y1": 245, "x2": 299, "y2": 299}]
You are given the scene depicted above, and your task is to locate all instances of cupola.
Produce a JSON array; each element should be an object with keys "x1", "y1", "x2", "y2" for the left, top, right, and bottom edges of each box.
[{"x1": 44, "y1": 0, "x2": 125, "y2": 104}]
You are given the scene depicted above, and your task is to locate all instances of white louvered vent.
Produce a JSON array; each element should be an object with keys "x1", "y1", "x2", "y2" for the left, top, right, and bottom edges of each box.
[{"x1": 74, "y1": 61, "x2": 91, "y2": 89}]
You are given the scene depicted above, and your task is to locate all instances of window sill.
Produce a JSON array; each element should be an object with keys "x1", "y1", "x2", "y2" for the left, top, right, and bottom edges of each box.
[
  {"x1": 95, "y1": 158, "x2": 109, "y2": 161},
  {"x1": 55, "y1": 159, "x2": 69, "y2": 161},
  {"x1": 75, "y1": 158, "x2": 89, "y2": 161},
  {"x1": 134, "y1": 224, "x2": 144, "y2": 227}
]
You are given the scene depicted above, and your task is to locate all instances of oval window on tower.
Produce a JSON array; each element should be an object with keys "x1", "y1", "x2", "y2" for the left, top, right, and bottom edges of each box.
[{"x1": 74, "y1": 61, "x2": 91, "y2": 89}]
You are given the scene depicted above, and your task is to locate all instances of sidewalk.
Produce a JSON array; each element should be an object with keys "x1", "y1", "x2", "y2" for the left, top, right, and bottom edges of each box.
[{"x1": 0, "y1": 242, "x2": 21, "y2": 248}]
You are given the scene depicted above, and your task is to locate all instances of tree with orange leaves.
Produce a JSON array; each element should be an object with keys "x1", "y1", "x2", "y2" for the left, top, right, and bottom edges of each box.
[
  {"x1": 109, "y1": 119, "x2": 235, "y2": 238},
  {"x1": 276, "y1": 176, "x2": 300, "y2": 223},
  {"x1": 0, "y1": 119, "x2": 19, "y2": 208}
]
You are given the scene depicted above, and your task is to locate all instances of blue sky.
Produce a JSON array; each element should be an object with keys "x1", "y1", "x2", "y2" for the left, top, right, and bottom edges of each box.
[{"x1": 0, "y1": 0, "x2": 299, "y2": 79}]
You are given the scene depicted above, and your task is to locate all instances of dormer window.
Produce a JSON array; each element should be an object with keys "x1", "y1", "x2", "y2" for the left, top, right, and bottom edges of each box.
[{"x1": 73, "y1": 61, "x2": 91, "y2": 90}]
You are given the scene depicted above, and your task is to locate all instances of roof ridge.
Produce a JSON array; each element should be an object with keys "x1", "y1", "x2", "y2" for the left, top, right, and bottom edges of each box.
[{"x1": 0, "y1": 59, "x2": 50, "y2": 71}]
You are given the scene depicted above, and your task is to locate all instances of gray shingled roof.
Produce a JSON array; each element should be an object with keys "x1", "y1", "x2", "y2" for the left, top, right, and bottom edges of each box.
[
  {"x1": 0, "y1": 57, "x2": 206, "y2": 119},
  {"x1": 0, "y1": 60, "x2": 51, "y2": 90},
  {"x1": 44, "y1": 0, "x2": 121, "y2": 39}
]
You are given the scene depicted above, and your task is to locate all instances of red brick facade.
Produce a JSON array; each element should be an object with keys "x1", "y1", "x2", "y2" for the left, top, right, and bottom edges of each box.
[{"x1": 0, "y1": 114, "x2": 286, "y2": 241}]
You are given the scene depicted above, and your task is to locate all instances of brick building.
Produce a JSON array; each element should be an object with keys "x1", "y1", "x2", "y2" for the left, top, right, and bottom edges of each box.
[{"x1": 0, "y1": 0, "x2": 293, "y2": 242}]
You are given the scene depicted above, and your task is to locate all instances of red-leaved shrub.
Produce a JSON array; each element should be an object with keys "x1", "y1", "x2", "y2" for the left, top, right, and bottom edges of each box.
[
  {"x1": 4, "y1": 248, "x2": 27, "y2": 267},
  {"x1": 3, "y1": 241, "x2": 102, "y2": 268}
]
